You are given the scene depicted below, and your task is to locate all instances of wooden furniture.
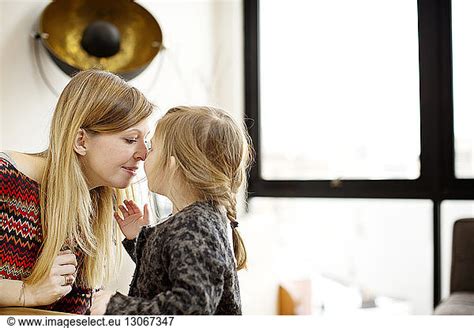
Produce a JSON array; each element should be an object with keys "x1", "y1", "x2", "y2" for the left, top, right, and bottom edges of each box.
[
  {"x1": 435, "y1": 218, "x2": 474, "y2": 314},
  {"x1": 278, "y1": 279, "x2": 312, "y2": 315},
  {"x1": 0, "y1": 307, "x2": 68, "y2": 315}
]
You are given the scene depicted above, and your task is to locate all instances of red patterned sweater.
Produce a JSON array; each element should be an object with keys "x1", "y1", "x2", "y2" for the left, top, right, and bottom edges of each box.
[{"x1": 0, "y1": 152, "x2": 91, "y2": 314}]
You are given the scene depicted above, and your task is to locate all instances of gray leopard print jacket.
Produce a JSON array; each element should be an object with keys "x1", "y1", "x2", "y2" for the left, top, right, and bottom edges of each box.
[{"x1": 105, "y1": 201, "x2": 242, "y2": 315}]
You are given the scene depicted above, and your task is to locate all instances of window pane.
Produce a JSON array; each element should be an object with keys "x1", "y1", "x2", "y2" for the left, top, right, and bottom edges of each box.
[
  {"x1": 440, "y1": 201, "x2": 474, "y2": 300},
  {"x1": 259, "y1": 0, "x2": 420, "y2": 180},
  {"x1": 239, "y1": 198, "x2": 433, "y2": 314},
  {"x1": 451, "y1": 1, "x2": 474, "y2": 178}
]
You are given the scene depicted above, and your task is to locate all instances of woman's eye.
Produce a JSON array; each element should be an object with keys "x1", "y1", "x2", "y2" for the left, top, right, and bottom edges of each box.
[{"x1": 125, "y1": 138, "x2": 138, "y2": 144}]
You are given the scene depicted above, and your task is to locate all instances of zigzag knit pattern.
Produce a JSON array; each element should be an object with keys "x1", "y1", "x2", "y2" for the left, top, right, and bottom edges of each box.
[{"x1": 0, "y1": 155, "x2": 91, "y2": 314}]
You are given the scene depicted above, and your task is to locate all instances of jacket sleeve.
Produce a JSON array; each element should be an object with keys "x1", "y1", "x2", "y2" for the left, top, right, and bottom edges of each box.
[
  {"x1": 121, "y1": 238, "x2": 137, "y2": 263},
  {"x1": 106, "y1": 221, "x2": 226, "y2": 315}
]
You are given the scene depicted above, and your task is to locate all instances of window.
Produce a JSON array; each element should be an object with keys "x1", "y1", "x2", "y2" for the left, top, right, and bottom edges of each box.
[
  {"x1": 452, "y1": 0, "x2": 474, "y2": 179},
  {"x1": 244, "y1": 0, "x2": 474, "y2": 309},
  {"x1": 259, "y1": 0, "x2": 420, "y2": 180},
  {"x1": 246, "y1": 198, "x2": 433, "y2": 314}
]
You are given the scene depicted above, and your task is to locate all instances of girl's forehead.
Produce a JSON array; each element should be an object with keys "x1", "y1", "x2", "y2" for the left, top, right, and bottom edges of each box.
[
  {"x1": 150, "y1": 131, "x2": 162, "y2": 145},
  {"x1": 151, "y1": 124, "x2": 164, "y2": 138}
]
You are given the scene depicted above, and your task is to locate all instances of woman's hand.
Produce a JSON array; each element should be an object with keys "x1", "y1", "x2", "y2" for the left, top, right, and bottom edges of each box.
[
  {"x1": 24, "y1": 250, "x2": 77, "y2": 306},
  {"x1": 114, "y1": 200, "x2": 150, "y2": 240},
  {"x1": 90, "y1": 290, "x2": 115, "y2": 315}
]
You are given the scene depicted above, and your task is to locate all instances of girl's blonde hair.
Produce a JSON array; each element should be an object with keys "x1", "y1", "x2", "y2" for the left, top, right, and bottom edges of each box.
[
  {"x1": 153, "y1": 106, "x2": 253, "y2": 270},
  {"x1": 26, "y1": 69, "x2": 154, "y2": 288}
]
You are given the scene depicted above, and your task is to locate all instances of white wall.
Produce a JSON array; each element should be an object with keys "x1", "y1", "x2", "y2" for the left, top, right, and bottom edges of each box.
[
  {"x1": 0, "y1": 0, "x2": 244, "y2": 152},
  {"x1": 1, "y1": 0, "x2": 60, "y2": 152}
]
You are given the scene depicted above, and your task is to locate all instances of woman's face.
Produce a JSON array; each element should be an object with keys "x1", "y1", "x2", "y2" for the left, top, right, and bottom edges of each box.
[{"x1": 80, "y1": 119, "x2": 150, "y2": 189}]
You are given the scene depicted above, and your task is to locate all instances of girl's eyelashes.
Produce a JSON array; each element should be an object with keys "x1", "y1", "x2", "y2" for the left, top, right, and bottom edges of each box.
[{"x1": 145, "y1": 139, "x2": 153, "y2": 151}]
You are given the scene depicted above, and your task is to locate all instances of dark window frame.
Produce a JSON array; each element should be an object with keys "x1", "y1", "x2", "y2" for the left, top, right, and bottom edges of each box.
[{"x1": 244, "y1": 0, "x2": 474, "y2": 309}]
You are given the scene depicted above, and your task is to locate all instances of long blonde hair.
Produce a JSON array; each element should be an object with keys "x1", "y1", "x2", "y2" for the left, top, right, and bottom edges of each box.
[
  {"x1": 26, "y1": 70, "x2": 154, "y2": 288},
  {"x1": 153, "y1": 106, "x2": 253, "y2": 270}
]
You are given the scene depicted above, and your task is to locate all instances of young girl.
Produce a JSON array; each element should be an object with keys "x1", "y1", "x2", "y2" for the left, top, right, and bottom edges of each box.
[{"x1": 91, "y1": 106, "x2": 252, "y2": 315}]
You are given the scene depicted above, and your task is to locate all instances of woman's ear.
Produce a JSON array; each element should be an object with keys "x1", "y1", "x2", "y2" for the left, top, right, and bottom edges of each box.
[{"x1": 73, "y1": 129, "x2": 88, "y2": 156}]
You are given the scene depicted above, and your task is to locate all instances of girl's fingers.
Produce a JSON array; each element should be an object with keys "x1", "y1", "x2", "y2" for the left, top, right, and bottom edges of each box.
[
  {"x1": 130, "y1": 201, "x2": 141, "y2": 215},
  {"x1": 125, "y1": 200, "x2": 140, "y2": 215},
  {"x1": 118, "y1": 205, "x2": 130, "y2": 217},
  {"x1": 123, "y1": 200, "x2": 133, "y2": 214},
  {"x1": 123, "y1": 200, "x2": 132, "y2": 213},
  {"x1": 114, "y1": 211, "x2": 123, "y2": 222},
  {"x1": 143, "y1": 204, "x2": 150, "y2": 225}
]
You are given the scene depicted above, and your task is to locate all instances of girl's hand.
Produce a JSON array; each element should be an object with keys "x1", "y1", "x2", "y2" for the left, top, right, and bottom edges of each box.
[
  {"x1": 114, "y1": 200, "x2": 150, "y2": 240},
  {"x1": 90, "y1": 290, "x2": 115, "y2": 315},
  {"x1": 25, "y1": 250, "x2": 77, "y2": 306}
]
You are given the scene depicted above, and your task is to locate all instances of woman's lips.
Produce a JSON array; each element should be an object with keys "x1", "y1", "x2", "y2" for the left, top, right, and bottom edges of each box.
[{"x1": 121, "y1": 166, "x2": 138, "y2": 176}]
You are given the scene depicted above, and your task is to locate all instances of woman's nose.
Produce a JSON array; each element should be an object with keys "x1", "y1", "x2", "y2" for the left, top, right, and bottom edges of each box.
[{"x1": 134, "y1": 141, "x2": 148, "y2": 161}]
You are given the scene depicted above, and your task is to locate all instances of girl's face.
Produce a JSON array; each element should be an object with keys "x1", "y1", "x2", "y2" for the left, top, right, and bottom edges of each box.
[
  {"x1": 144, "y1": 133, "x2": 170, "y2": 195},
  {"x1": 80, "y1": 119, "x2": 150, "y2": 189}
]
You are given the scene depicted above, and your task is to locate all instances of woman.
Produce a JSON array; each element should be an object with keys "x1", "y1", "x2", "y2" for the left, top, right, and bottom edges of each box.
[{"x1": 0, "y1": 69, "x2": 153, "y2": 314}]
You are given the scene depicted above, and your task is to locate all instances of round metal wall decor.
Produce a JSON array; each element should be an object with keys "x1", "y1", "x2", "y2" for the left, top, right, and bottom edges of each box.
[{"x1": 38, "y1": 0, "x2": 163, "y2": 80}]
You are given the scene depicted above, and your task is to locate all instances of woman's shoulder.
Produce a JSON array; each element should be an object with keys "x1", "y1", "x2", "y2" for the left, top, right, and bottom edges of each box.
[
  {"x1": 0, "y1": 151, "x2": 18, "y2": 172},
  {"x1": 1, "y1": 151, "x2": 45, "y2": 183}
]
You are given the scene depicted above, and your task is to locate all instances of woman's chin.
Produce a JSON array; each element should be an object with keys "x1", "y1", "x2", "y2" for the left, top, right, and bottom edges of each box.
[{"x1": 109, "y1": 178, "x2": 133, "y2": 189}]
